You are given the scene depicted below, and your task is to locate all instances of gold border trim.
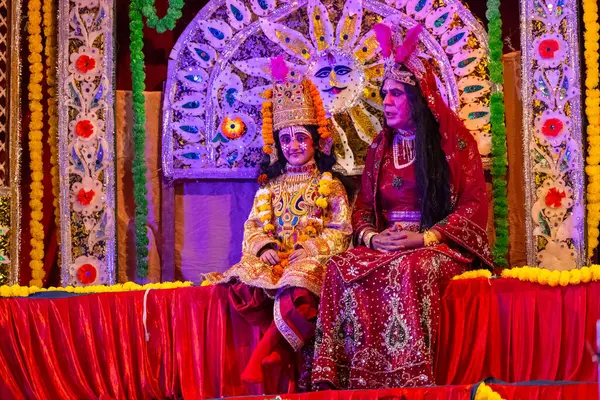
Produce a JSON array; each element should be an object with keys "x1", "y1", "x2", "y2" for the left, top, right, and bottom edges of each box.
[{"x1": 8, "y1": 0, "x2": 21, "y2": 284}]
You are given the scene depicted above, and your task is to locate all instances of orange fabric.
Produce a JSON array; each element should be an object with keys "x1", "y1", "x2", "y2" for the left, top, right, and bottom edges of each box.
[
  {"x1": 115, "y1": 91, "x2": 162, "y2": 282},
  {"x1": 503, "y1": 52, "x2": 527, "y2": 267}
]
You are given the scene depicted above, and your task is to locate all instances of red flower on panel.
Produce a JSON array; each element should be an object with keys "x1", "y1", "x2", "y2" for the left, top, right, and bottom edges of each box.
[
  {"x1": 77, "y1": 263, "x2": 97, "y2": 285},
  {"x1": 545, "y1": 187, "x2": 566, "y2": 208}
]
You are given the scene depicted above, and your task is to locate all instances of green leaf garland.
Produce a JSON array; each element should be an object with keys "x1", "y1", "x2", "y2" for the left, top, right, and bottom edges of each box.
[
  {"x1": 141, "y1": 0, "x2": 183, "y2": 33},
  {"x1": 129, "y1": 0, "x2": 183, "y2": 278},
  {"x1": 486, "y1": 0, "x2": 509, "y2": 266}
]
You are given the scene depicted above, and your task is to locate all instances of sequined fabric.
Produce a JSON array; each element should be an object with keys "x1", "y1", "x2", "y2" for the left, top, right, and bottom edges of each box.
[
  {"x1": 312, "y1": 247, "x2": 466, "y2": 389},
  {"x1": 314, "y1": 118, "x2": 492, "y2": 389}
]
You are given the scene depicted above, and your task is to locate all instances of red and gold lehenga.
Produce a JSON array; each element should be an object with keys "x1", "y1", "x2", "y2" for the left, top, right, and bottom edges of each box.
[
  {"x1": 312, "y1": 123, "x2": 493, "y2": 389},
  {"x1": 311, "y1": 26, "x2": 493, "y2": 386}
]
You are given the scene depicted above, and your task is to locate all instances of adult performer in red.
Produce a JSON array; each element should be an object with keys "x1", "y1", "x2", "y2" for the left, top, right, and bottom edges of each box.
[{"x1": 311, "y1": 23, "x2": 493, "y2": 390}]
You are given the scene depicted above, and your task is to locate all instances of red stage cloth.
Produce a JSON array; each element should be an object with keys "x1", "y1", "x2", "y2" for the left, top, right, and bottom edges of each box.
[
  {"x1": 489, "y1": 382, "x2": 598, "y2": 399},
  {"x1": 436, "y1": 279, "x2": 600, "y2": 384},
  {"x1": 229, "y1": 386, "x2": 473, "y2": 399},
  {"x1": 228, "y1": 382, "x2": 599, "y2": 400},
  {"x1": 225, "y1": 383, "x2": 598, "y2": 400},
  {"x1": 0, "y1": 280, "x2": 599, "y2": 399}
]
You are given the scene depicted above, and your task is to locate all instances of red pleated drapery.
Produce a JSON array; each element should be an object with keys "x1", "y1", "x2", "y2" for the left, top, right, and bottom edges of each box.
[
  {"x1": 0, "y1": 281, "x2": 599, "y2": 399},
  {"x1": 436, "y1": 279, "x2": 600, "y2": 384}
]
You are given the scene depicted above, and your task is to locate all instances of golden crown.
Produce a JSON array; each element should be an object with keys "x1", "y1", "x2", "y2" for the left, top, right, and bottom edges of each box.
[{"x1": 272, "y1": 80, "x2": 319, "y2": 131}]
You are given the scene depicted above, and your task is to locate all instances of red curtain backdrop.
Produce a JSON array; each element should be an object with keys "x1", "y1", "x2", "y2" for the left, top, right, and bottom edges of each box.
[
  {"x1": 1, "y1": 280, "x2": 599, "y2": 399},
  {"x1": 436, "y1": 279, "x2": 600, "y2": 384}
]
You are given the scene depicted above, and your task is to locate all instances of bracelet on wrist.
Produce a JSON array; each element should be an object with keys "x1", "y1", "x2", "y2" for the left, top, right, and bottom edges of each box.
[
  {"x1": 423, "y1": 230, "x2": 439, "y2": 247},
  {"x1": 364, "y1": 231, "x2": 377, "y2": 249}
]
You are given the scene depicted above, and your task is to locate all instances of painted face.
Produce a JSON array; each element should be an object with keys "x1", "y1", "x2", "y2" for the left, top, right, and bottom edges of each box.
[
  {"x1": 307, "y1": 49, "x2": 364, "y2": 113},
  {"x1": 278, "y1": 126, "x2": 315, "y2": 166},
  {"x1": 381, "y1": 79, "x2": 416, "y2": 131}
]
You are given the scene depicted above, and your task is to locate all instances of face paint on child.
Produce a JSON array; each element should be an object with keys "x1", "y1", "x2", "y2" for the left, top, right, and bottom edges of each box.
[{"x1": 278, "y1": 126, "x2": 315, "y2": 166}]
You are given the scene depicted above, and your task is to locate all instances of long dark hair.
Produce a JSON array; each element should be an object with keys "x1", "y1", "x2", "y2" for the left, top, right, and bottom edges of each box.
[
  {"x1": 259, "y1": 125, "x2": 336, "y2": 179},
  {"x1": 383, "y1": 78, "x2": 452, "y2": 229}
]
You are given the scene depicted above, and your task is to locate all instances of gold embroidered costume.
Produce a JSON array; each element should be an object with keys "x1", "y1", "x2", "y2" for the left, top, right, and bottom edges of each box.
[
  {"x1": 204, "y1": 56, "x2": 351, "y2": 389},
  {"x1": 206, "y1": 162, "x2": 352, "y2": 296}
]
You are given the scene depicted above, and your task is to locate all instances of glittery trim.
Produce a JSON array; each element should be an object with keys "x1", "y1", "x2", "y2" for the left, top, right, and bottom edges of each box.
[
  {"x1": 520, "y1": 0, "x2": 585, "y2": 268},
  {"x1": 274, "y1": 291, "x2": 304, "y2": 351},
  {"x1": 7, "y1": 0, "x2": 21, "y2": 284},
  {"x1": 58, "y1": 0, "x2": 116, "y2": 285},
  {"x1": 384, "y1": 210, "x2": 421, "y2": 223}
]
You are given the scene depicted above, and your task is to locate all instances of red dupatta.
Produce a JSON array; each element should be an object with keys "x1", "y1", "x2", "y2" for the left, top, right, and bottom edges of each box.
[{"x1": 352, "y1": 65, "x2": 493, "y2": 267}]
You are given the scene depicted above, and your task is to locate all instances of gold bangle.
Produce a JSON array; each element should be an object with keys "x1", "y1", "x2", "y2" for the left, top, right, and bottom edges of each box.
[
  {"x1": 364, "y1": 231, "x2": 377, "y2": 249},
  {"x1": 423, "y1": 230, "x2": 439, "y2": 247}
]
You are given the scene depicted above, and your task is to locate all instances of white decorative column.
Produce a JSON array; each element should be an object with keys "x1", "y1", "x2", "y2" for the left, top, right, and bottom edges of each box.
[
  {"x1": 521, "y1": 0, "x2": 585, "y2": 269},
  {"x1": 58, "y1": 0, "x2": 116, "y2": 285}
]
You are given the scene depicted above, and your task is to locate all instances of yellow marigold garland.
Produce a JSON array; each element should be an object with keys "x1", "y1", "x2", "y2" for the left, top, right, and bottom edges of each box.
[
  {"x1": 0, "y1": 281, "x2": 194, "y2": 297},
  {"x1": 501, "y1": 265, "x2": 600, "y2": 287},
  {"x1": 452, "y1": 269, "x2": 492, "y2": 280},
  {"x1": 316, "y1": 172, "x2": 332, "y2": 209},
  {"x1": 256, "y1": 188, "x2": 274, "y2": 233},
  {"x1": 475, "y1": 383, "x2": 504, "y2": 400},
  {"x1": 27, "y1": 0, "x2": 46, "y2": 287},
  {"x1": 584, "y1": 0, "x2": 600, "y2": 258},
  {"x1": 43, "y1": 0, "x2": 60, "y2": 234}
]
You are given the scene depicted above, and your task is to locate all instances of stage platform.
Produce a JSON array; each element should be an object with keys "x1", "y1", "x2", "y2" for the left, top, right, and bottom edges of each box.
[
  {"x1": 224, "y1": 381, "x2": 599, "y2": 399},
  {"x1": 1, "y1": 279, "x2": 599, "y2": 399}
]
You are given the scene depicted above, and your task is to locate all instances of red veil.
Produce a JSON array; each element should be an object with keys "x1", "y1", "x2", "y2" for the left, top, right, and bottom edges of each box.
[{"x1": 352, "y1": 63, "x2": 493, "y2": 268}]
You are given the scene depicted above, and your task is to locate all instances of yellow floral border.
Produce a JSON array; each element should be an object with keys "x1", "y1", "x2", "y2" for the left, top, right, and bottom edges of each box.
[
  {"x1": 584, "y1": 0, "x2": 600, "y2": 258},
  {"x1": 27, "y1": 0, "x2": 45, "y2": 286},
  {"x1": 501, "y1": 265, "x2": 600, "y2": 287},
  {"x1": 0, "y1": 281, "x2": 194, "y2": 297},
  {"x1": 453, "y1": 265, "x2": 600, "y2": 288},
  {"x1": 475, "y1": 382, "x2": 504, "y2": 400},
  {"x1": 452, "y1": 269, "x2": 492, "y2": 280}
]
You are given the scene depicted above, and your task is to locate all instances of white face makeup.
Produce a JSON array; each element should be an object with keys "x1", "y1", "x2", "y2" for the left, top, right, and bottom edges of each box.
[{"x1": 278, "y1": 125, "x2": 316, "y2": 166}]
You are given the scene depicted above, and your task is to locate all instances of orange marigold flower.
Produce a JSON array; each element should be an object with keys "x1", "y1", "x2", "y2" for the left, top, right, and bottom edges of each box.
[{"x1": 258, "y1": 174, "x2": 269, "y2": 186}]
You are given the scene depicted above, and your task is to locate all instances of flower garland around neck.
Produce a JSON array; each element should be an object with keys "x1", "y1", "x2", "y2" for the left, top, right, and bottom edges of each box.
[
  {"x1": 502, "y1": 265, "x2": 600, "y2": 287},
  {"x1": 27, "y1": 0, "x2": 46, "y2": 286},
  {"x1": 486, "y1": 0, "x2": 509, "y2": 267},
  {"x1": 129, "y1": 0, "x2": 183, "y2": 278},
  {"x1": 257, "y1": 171, "x2": 333, "y2": 235},
  {"x1": 43, "y1": 0, "x2": 60, "y2": 237},
  {"x1": 583, "y1": 0, "x2": 600, "y2": 258},
  {"x1": 475, "y1": 382, "x2": 505, "y2": 400}
]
